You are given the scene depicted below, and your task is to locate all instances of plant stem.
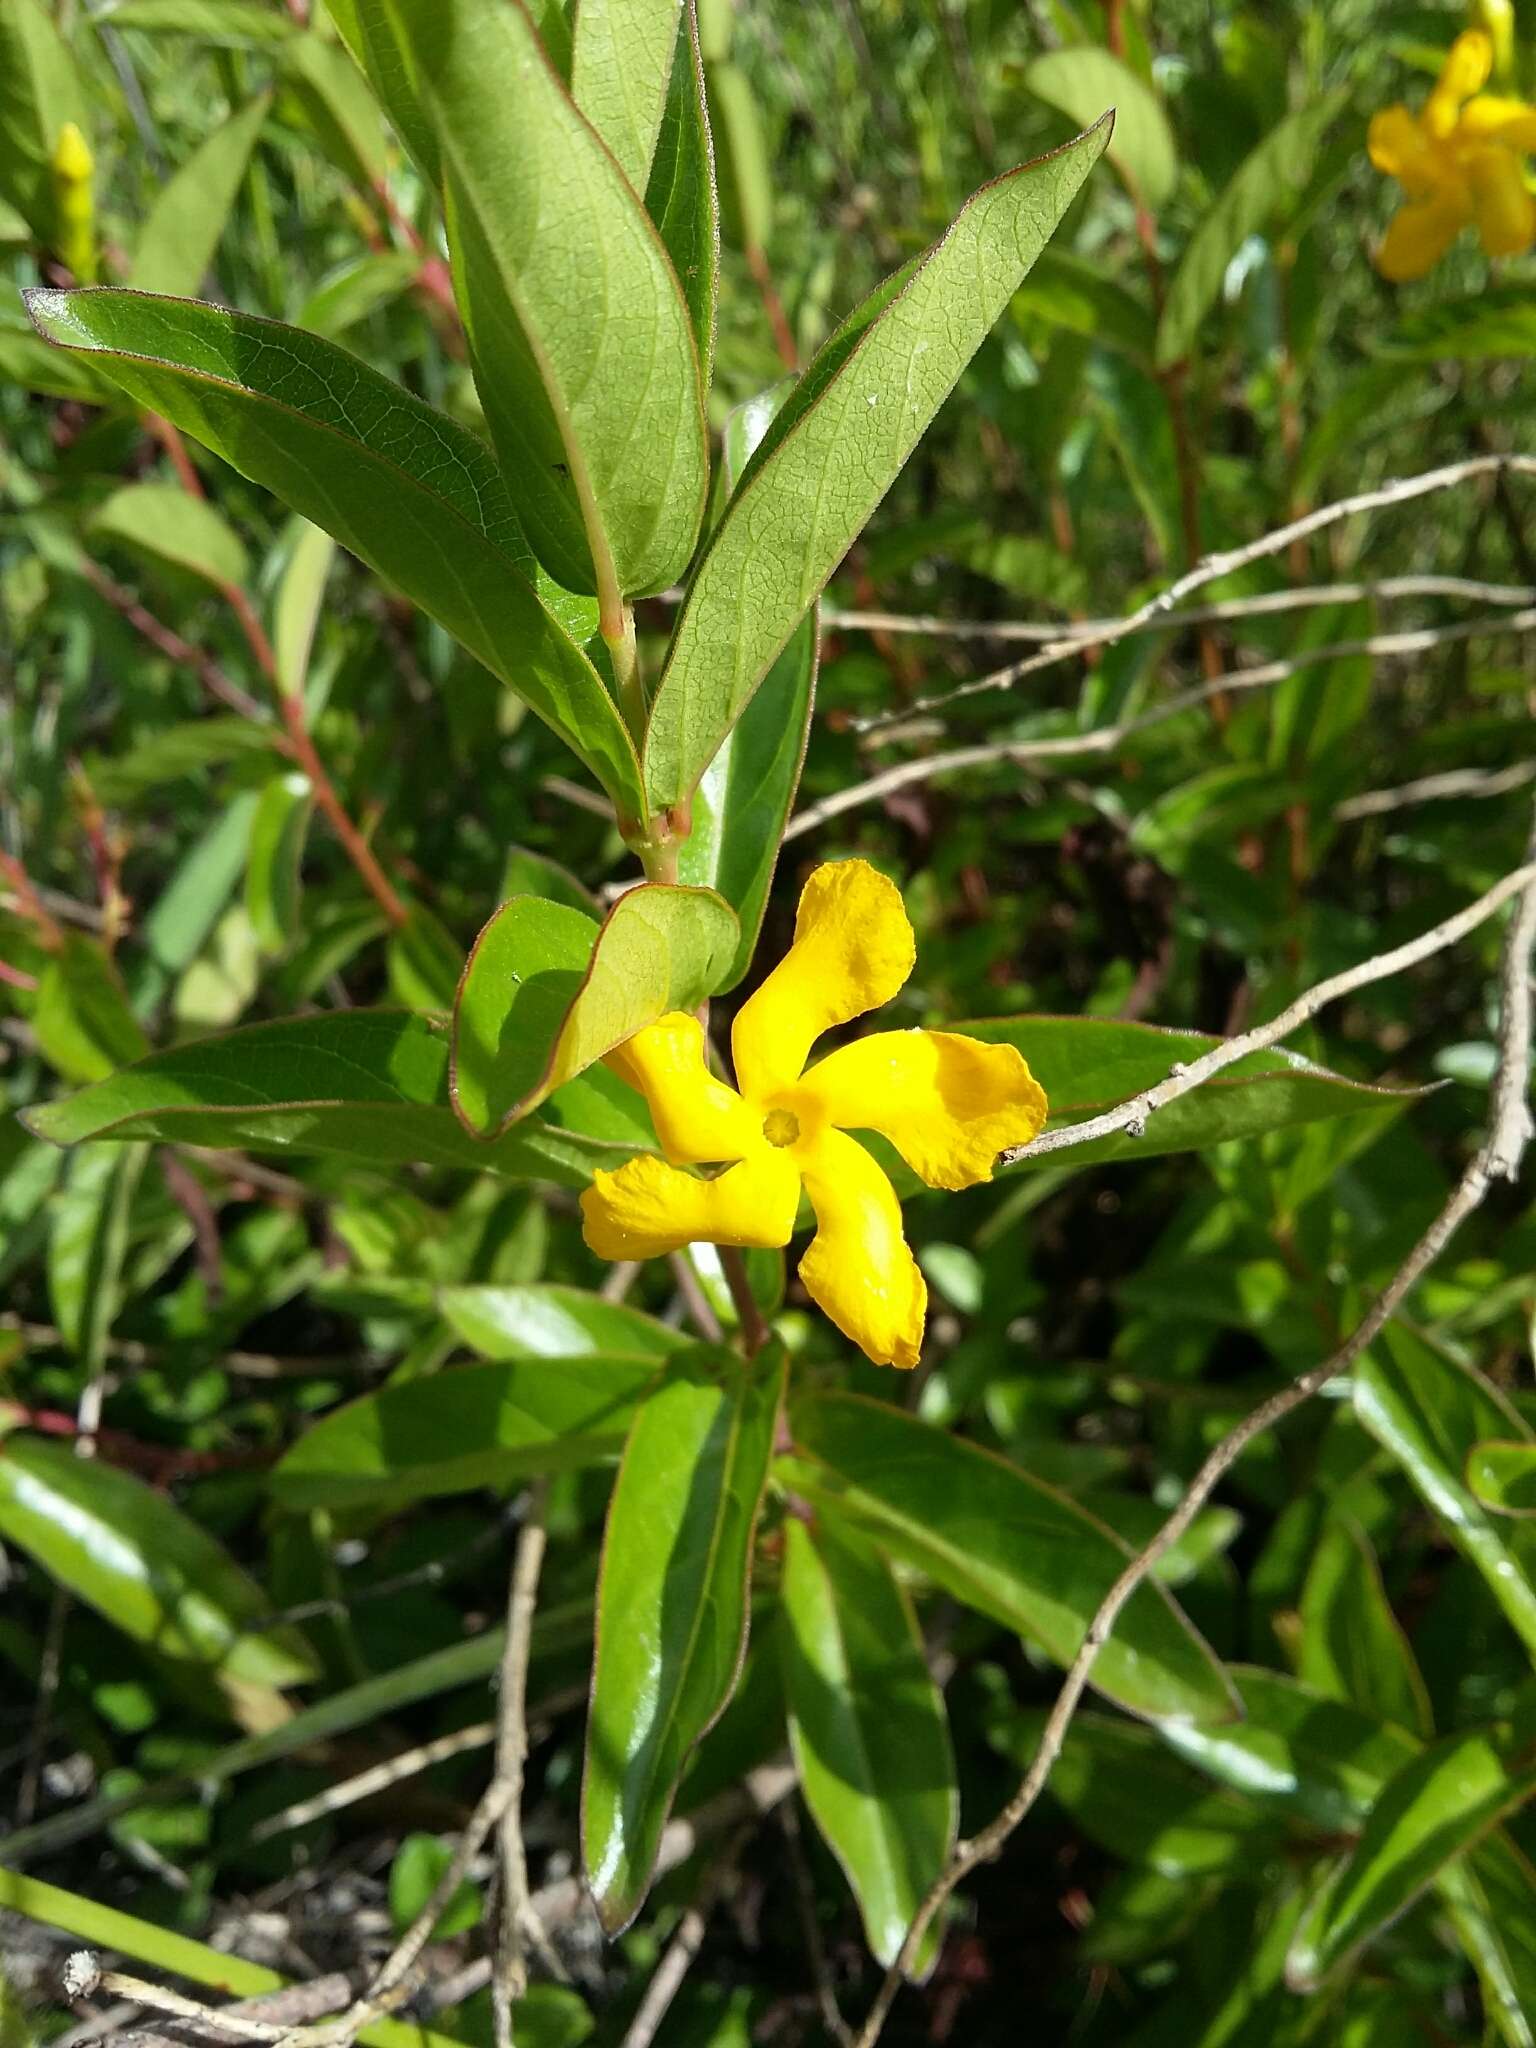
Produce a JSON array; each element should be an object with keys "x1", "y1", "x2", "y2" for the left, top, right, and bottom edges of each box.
[
  {"x1": 606, "y1": 600, "x2": 645, "y2": 740},
  {"x1": 718, "y1": 1246, "x2": 769, "y2": 1355}
]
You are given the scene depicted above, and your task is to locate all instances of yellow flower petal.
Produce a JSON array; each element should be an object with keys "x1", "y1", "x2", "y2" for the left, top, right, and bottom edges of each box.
[
  {"x1": 605, "y1": 1011, "x2": 762, "y2": 1165},
  {"x1": 732, "y1": 860, "x2": 916, "y2": 1101},
  {"x1": 1368, "y1": 105, "x2": 1434, "y2": 190},
  {"x1": 580, "y1": 1147, "x2": 801, "y2": 1261},
  {"x1": 795, "y1": 1029, "x2": 1048, "y2": 1191},
  {"x1": 1376, "y1": 185, "x2": 1471, "y2": 279},
  {"x1": 1428, "y1": 29, "x2": 1493, "y2": 136},
  {"x1": 1461, "y1": 94, "x2": 1536, "y2": 148},
  {"x1": 797, "y1": 1130, "x2": 926, "y2": 1370},
  {"x1": 1468, "y1": 144, "x2": 1536, "y2": 256}
]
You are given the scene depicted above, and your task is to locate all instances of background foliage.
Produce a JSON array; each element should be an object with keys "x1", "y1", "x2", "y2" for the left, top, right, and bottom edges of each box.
[{"x1": 3, "y1": 0, "x2": 1536, "y2": 2044}]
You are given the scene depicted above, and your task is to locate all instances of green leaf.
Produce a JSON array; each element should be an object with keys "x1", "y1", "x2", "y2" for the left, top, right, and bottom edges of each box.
[
  {"x1": 128, "y1": 93, "x2": 268, "y2": 297},
  {"x1": 387, "y1": 903, "x2": 463, "y2": 1014},
  {"x1": 708, "y1": 61, "x2": 770, "y2": 254},
  {"x1": 570, "y1": 0, "x2": 684, "y2": 192},
  {"x1": 1011, "y1": 245, "x2": 1156, "y2": 362},
  {"x1": 281, "y1": 31, "x2": 388, "y2": 188},
  {"x1": 47, "y1": 1141, "x2": 146, "y2": 1371},
  {"x1": 1025, "y1": 49, "x2": 1177, "y2": 207},
  {"x1": 20, "y1": 1009, "x2": 655, "y2": 1190},
  {"x1": 0, "y1": 0, "x2": 90, "y2": 248},
  {"x1": 245, "y1": 772, "x2": 313, "y2": 954},
  {"x1": 272, "y1": 1356, "x2": 660, "y2": 1510},
  {"x1": 32, "y1": 935, "x2": 151, "y2": 1084},
  {"x1": 782, "y1": 1394, "x2": 1235, "y2": 1725},
  {"x1": 95, "y1": 0, "x2": 299, "y2": 39},
  {"x1": 451, "y1": 885, "x2": 737, "y2": 1135},
  {"x1": 438, "y1": 1282, "x2": 678, "y2": 1362},
  {"x1": 1286, "y1": 1732, "x2": 1536, "y2": 1990},
  {"x1": 644, "y1": 0, "x2": 718, "y2": 392},
  {"x1": 642, "y1": 117, "x2": 1110, "y2": 811},
  {"x1": 1156, "y1": 95, "x2": 1346, "y2": 369},
  {"x1": 0, "y1": 1434, "x2": 318, "y2": 1686},
  {"x1": 325, "y1": 0, "x2": 439, "y2": 184},
  {"x1": 272, "y1": 518, "x2": 335, "y2": 701},
  {"x1": 1438, "y1": 1834, "x2": 1536, "y2": 2048},
  {"x1": 1354, "y1": 1328, "x2": 1536, "y2": 1657},
  {"x1": 24, "y1": 288, "x2": 639, "y2": 812},
  {"x1": 1467, "y1": 1440, "x2": 1536, "y2": 1517},
  {"x1": 389, "y1": 1832, "x2": 482, "y2": 1940},
  {"x1": 1376, "y1": 287, "x2": 1536, "y2": 363},
  {"x1": 960, "y1": 1014, "x2": 1417, "y2": 1175},
  {"x1": 296, "y1": 249, "x2": 419, "y2": 339},
  {"x1": 779, "y1": 1516, "x2": 956, "y2": 1974},
  {"x1": 387, "y1": 0, "x2": 709, "y2": 601},
  {"x1": 583, "y1": 1341, "x2": 784, "y2": 1932},
  {"x1": 89, "y1": 481, "x2": 248, "y2": 591},
  {"x1": 1297, "y1": 1518, "x2": 1432, "y2": 1737}
]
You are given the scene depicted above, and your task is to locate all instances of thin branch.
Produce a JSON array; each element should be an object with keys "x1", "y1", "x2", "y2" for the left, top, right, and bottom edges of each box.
[
  {"x1": 849, "y1": 818, "x2": 1536, "y2": 2048},
  {"x1": 1334, "y1": 759, "x2": 1536, "y2": 823},
  {"x1": 492, "y1": 1481, "x2": 551, "y2": 2048},
  {"x1": 788, "y1": 611, "x2": 1536, "y2": 838},
  {"x1": 620, "y1": 1825, "x2": 752, "y2": 2048},
  {"x1": 83, "y1": 562, "x2": 271, "y2": 725},
  {"x1": 854, "y1": 453, "x2": 1536, "y2": 734},
  {"x1": 248, "y1": 1722, "x2": 494, "y2": 1842}
]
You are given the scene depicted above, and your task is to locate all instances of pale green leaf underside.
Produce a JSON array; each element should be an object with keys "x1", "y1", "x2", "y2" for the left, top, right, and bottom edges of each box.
[
  {"x1": 570, "y1": 0, "x2": 683, "y2": 193},
  {"x1": 643, "y1": 117, "x2": 1111, "y2": 810}
]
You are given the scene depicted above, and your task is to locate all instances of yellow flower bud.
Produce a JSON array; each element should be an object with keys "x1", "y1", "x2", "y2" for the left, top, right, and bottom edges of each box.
[
  {"x1": 1472, "y1": 0, "x2": 1517, "y2": 81},
  {"x1": 50, "y1": 120, "x2": 97, "y2": 283}
]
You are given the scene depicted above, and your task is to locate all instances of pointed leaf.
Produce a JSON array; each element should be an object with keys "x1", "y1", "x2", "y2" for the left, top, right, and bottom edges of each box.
[
  {"x1": 583, "y1": 1341, "x2": 784, "y2": 1932},
  {"x1": 643, "y1": 0, "x2": 718, "y2": 391},
  {"x1": 438, "y1": 1282, "x2": 677, "y2": 1362},
  {"x1": 47, "y1": 1142, "x2": 146, "y2": 1372},
  {"x1": 20, "y1": 1009, "x2": 657, "y2": 1189},
  {"x1": 272, "y1": 518, "x2": 335, "y2": 701},
  {"x1": 128, "y1": 93, "x2": 268, "y2": 297},
  {"x1": 1439, "y1": 1835, "x2": 1536, "y2": 2048},
  {"x1": 782, "y1": 1394, "x2": 1236, "y2": 1725},
  {"x1": 24, "y1": 288, "x2": 641, "y2": 812},
  {"x1": 281, "y1": 31, "x2": 388, "y2": 188},
  {"x1": 388, "y1": 0, "x2": 709, "y2": 599},
  {"x1": 245, "y1": 772, "x2": 313, "y2": 954},
  {"x1": 0, "y1": 1433, "x2": 318, "y2": 1686},
  {"x1": 90, "y1": 480, "x2": 248, "y2": 591},
  {"x1": 779, "y1": 1516, "x2": 956, "y2": 1974},
  {"x1": 272, "y1": 1357, "x2": 661, "y2": 1510},
  {"x1": 1467, "y1": 1441, "x2": 1536, "y2": 1518},
  {"x1": 1286, "y1": 1733, "x2": 1536, "y2": 1990},
  {"x1": 451, "y1": 885, "x2": 737, "y2": 1135},
  {"x1": 1025, "y1": 49, "x2": 1177, "y2": 207},
  {"x1": 1354, "y1": 1328, "x2": 1536, "y2": 1658},
  {"x1": 571, "y1": 0, "x2": 684, "y2": 192},
  {"x1": 642, "y1": 118, "x2": 1110, "y2": 810},
  {"x1": 1297, "y1": 1518, "x2": 1432, "y2": 1737},
  {"x1": 32, "y1": 933, "x2": 150, "y2": 1083}
]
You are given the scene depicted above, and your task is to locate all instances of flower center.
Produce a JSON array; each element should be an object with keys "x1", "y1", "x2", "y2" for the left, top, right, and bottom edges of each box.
[{"x1": 762, "y1": 1106, "x2": 801, "y2": 1149}]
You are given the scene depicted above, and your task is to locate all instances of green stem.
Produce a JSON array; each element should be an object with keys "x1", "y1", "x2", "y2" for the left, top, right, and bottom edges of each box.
[
  {"x1": 719, "y1": 1246, "x2": 769, "y2": 1355},
  {"x1": 606, "y1": 600, "x2": 645, "y2": 740}
]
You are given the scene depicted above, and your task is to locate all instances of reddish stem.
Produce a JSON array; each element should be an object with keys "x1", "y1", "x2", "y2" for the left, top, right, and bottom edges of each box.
[{"x1": 746, "y1": 244, "x2": 798, "y2": 370}]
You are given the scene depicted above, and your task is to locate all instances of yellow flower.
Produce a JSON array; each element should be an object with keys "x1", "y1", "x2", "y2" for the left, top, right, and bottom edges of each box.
[
  {"x1": 580, "y1": 860, "x2": 1048, "y2": 1369},
  {"x1": 1370, "y1": 30, "x2": 1536, "y2": 280}
]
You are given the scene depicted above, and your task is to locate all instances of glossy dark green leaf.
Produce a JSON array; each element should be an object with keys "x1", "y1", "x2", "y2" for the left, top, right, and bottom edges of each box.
[
  {"x1": 128, "y1": 93, "x2": 268, "y2": 297},
  {"x1": 245, "y1": 774, "x2": 312, "y2": 956},
  {"x1": 90, "y1": 480, "x2": 249, "y2": 590},
  {"x1": 438, "y1": 1283, "x2": 677, "y2": 1362},
  {"x1": 47, "y1": 1141, "x2": 146, "y2": 1372},
  {"x1": 32, "y1": 934, "x2": 151, "y2": 1084},
  {"x1": 1354, "y1": 1328, "x2": 1536, "y2": 1656},
  {"x1": 21, "y1": 1009, "x2": 656, "y2": 1189},
  {"x1": 570, "y1": 0, "x2": 684, "y2": 192},
  {"x1": 0, "y1": 0, "x2": 89, "y2": 248},
  {"x1": 644, "y1": 0, "x2": 718, "y2": 391},
  {"x1": 1298, "y1": 1518, "x2": 1432, "y2": 1736},
  {"x1": 1467, "y1": 1441, "x2": 1536, "y2": 1518},
  {"x1": 779, "y1": 1516, "x2": 955, "y2": 1973},
  {"x1": 272, "y1": 1357, "x2": 660, "y2": 1510},
  {"x1": 583, "y1": 1341, "x2": 784, "y2": 1932},
  {"x1": 24, "y1": 288, "x2": 639, "y2": 811},
  {"x1": 960, "y1": 1014, "x2": 1418, "y2": 1175},
  {"x1": 782, "y1": 1395, "x2": 1235, "y2": 1725},
  {"x1": 388, "y1": 0, "x2": 709, "y2": 600},
  {"x1": 451, "y1": 886, "x2": 737, "y2": 1134},
  {"x1": 0, "y1": 1434, "x2": 317, "y2": 1685},
  {"x1": 643, "y1": 118, "x2": 1110, "y2": 811},
  {"x1": 1026, "y1": 49, "x2": 1176, "y2": 207},
  {"x1": 1286, "y1": 1732, "x2": 1536, "y2": 1989}
]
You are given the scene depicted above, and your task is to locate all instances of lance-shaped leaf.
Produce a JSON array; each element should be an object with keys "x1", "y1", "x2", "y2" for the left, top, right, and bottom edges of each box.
[
  {"x1": 644, "y1": 0, "x2": 717, "y2": 391},
  {"x1": 1298, "y1": 1518, "x2": 1431, "y2": 1737},
  {"x1": 1286, "y1": 1733, "x2": 1536, "y2": 1990},
  {"x1": 47, "y1": 1142, "x2": 146, "y2": 1374},
  {"x1": 386, "y1": 0, "x2": 709, "y2": 602},
  {"x1": 20, "y1": 1009, "x2": 658, "y2": 1189},
  {"x1": 323, "y1": 0, "x2": 438, "y2": 182},
  {"x1": 584, "y1": 1342, "x2": 784, "y2": 1932},
  {"x1": 439, "y1": 1282, "x2": 678, "y2": 1363},
  {"x1": 245, "y1": 772, "x2": 313, "y2": 954},
  {"x1": 23, "y1": 288, "x2": 644, "y2": 815},
  {"x1": 1467, "y1": 1441, "x2": 1536, "y2": 1517},
  {"x1": 451, "y1": 886, "x2": 737, "y2": 1136},
  {"x1": 642, "y1": 117, "x2": 1110, "y2": 811},
  {"x1": 1355, "y1": 1328, "x2": 1536, "y2": 1657},
  {"x1": 0, "y1": 1433, "x2": 318, "y2": 1686},
  {"x1": 272, "y1": 1357, "x2": 662, "y2": 1510},
  {"x1": 779, "y1": 1516, "x2": 956, "y2": 1975},
  {"x1": 1026, "y1": 50, "x2": 1176, "y2": 208},
  {"x1": 782, "y1": 1395, "x2": 1235, "y2": 1726},
  {"x1": 128, "y1": 93, "x2": 269, "y2": 297},
  {"x1": 90, "y1": 481, "x2": 249, "y2": 591},
  {"x1": 571, "y1": 0, "x2": 684, "y2": 193}
]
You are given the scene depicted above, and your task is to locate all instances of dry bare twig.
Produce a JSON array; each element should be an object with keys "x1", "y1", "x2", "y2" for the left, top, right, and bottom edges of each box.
[{"x1": 849, "y1": 815, "x2": 1536, "y2": 2048}]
